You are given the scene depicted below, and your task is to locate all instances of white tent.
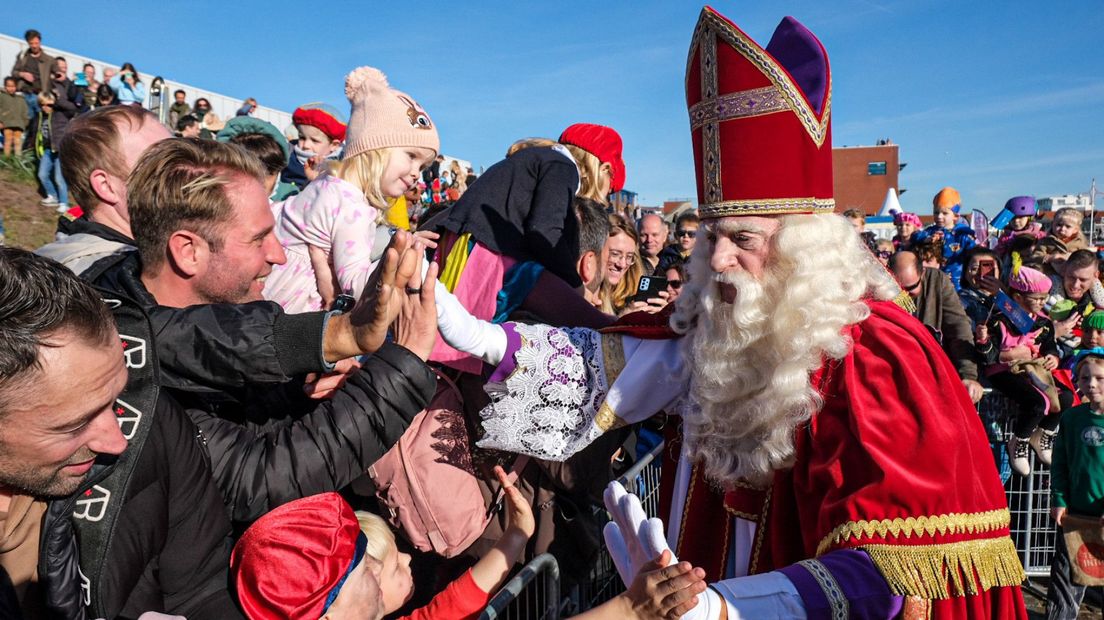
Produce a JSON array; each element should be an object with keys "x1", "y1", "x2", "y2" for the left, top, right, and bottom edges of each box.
[{"x1": 877, "y1": 188, "x2": 902, "y2": 217}]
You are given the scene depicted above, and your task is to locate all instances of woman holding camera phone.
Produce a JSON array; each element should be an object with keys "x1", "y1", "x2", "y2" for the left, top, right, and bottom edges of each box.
[{"x1": 108, "y1": 62, "x2": 147, "y2": 106}]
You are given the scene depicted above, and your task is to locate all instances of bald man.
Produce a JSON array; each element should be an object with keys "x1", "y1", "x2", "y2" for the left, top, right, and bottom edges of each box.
[
  {"x1": 638, "y1": 213, "x2": 667, "y2": 273},
  {"x1": 889, "y1": 250, "x2": 982, "y2": 402}
]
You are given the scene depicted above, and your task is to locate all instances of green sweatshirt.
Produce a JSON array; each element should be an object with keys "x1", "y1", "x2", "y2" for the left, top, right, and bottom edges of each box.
[{"x1": 1052, "y1": 403, "x2": 1104, "y2": 516}]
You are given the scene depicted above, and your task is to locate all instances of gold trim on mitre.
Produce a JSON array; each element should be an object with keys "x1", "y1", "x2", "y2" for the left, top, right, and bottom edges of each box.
[
  {"x1": 686, "y1": 7, "x2": 832, "y2": 148},
  {"x1": 698, "y1": 197, "x2": 835, "y2": 220}
]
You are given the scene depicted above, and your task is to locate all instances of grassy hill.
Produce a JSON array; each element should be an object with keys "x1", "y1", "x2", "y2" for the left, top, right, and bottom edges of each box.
[{"x1": 0, "y1": 157, "x2": 59, "y2": 250}]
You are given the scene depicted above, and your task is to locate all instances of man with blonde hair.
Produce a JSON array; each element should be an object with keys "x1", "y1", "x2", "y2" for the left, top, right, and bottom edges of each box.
[{"x1": 89, "y1": 138, "x2": 440, "y2": 524}]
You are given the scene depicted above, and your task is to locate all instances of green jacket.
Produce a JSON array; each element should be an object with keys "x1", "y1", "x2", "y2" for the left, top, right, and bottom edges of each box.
[
  {"x1": 1052, "y1": 403, "x2": 1104, "y2": 516},
  {"x1": 0, "y1": 91, "x2": 29, "y2": 130}
]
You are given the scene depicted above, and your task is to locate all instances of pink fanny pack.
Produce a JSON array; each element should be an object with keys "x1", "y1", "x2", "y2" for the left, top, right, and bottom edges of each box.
[{"x1": 368, "y1": 371, "x2": 526, "y2": 557}]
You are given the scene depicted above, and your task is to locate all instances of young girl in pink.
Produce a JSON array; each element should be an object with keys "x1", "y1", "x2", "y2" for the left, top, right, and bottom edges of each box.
[{"x1": 264, "y1": 66, "x2": 438, "y2": 312}]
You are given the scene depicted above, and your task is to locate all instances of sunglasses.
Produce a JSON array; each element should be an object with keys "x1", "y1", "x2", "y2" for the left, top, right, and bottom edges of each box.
[
  {"x1": 668, "y1": 280, "x2": 683, "y2": 289},
  {"x1": 675, "y1": 229, "x2": 697, "y2": 237}
]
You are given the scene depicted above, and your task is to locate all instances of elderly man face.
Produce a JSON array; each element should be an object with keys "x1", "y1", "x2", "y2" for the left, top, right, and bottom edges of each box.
[{"x1": 706, "y1": 215, "x2": 781, "y2": 303}]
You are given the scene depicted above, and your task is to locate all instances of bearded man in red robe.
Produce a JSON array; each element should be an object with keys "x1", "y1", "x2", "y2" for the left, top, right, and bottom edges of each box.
[{"x1": 433, "y1": 6, "x2": 1027, "y2": 618}]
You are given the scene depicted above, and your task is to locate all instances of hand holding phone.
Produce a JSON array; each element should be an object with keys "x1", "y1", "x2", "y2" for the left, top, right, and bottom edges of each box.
[{"x1": 631, "y1": 276, "x2": 668, "y2": 303}]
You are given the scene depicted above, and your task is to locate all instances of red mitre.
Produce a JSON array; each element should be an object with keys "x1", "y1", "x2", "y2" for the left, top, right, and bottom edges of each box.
[{"x1": 687, "y1": 7, "x2": 834, "y2": 219}]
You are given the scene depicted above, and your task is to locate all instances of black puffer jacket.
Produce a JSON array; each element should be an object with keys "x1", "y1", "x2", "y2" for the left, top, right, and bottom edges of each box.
[
  {"x1": 7, "y1": 291, "x2": 241, "y2": 620},
  {"x1": 89, "y1": 252, "x2": 437, "y2": 523}
]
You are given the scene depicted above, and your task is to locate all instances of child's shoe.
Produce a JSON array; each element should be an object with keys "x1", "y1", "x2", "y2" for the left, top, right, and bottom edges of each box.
[
  {"x1": 1029, "y1": 427, "x2": 1058, "y2": 466},
  {"x1": 1008, "y1": 435, "x2": 1032, "y2": 476}
]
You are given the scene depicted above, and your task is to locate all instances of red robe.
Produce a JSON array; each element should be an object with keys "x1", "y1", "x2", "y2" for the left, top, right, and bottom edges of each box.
[{"x1": 642, "y1": 300, "x2": 1027, "y2": 617}]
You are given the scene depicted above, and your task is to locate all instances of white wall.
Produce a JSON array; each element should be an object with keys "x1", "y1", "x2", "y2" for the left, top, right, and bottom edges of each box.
[{"x1": 0, "y1": 32, "x2": 292, "y2": 130}]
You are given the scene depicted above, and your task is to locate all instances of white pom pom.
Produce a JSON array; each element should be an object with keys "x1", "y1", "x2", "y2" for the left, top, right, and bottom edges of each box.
[{"x1": 345, "y1": 66, "x2": 389, "y2": 100}]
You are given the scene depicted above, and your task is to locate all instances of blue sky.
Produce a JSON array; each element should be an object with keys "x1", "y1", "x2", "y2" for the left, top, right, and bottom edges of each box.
[{"x1": 9, "y1": 1, "x2": 1103, "y2": 215}]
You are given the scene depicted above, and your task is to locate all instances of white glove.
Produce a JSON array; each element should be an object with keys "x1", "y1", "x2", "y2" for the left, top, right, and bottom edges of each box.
[
  {"x1": 603, "y1": 481, "x2": 733, "y2": 620},
  {"x1": 433, "y1": 280, "x2": 507, "y2": 365}
]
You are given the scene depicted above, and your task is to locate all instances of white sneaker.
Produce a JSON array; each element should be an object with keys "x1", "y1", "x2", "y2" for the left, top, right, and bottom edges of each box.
[
  {"x1": 1008, "y1": 435, "x2": 1032, "y2": 477},
  {"x1": 40, "y1": 196, "x2": 59, "y2": 207},
  {"x1": 1030, "y1": 427, "x2": 1058, "y2": 466},
  {"x1": 55, "y1": 203, "x2": 69, "y2": 214}
]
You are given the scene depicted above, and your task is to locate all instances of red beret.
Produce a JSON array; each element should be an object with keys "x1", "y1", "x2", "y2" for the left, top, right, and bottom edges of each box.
[
  {"x1": 559, "y1": 123, "x2": 626, "y2": 193},
  {"x1": 230, "y1": 493, "x2": 362, "y2": 619},
  {"x1": 292, "y1": 103, "x2": 348, "y2": 142}
]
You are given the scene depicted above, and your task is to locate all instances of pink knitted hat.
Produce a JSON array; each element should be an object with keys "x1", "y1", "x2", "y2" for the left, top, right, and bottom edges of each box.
[
  {"x1": 343, "y1": 66, "x2": 439, "y2": 159},
  {"x1": 1008, "y1": 265, "x2": 1051, "y2": 294}
]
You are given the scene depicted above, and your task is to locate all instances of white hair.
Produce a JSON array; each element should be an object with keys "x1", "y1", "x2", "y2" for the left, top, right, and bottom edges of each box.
[{"x1": 671, "y1": 214, "x2": 900, "y2": 486}]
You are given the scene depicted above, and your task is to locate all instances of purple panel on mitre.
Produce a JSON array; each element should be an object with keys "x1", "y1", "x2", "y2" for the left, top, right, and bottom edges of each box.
[{"x1": 765, "y1": 16, "x2": 828, "y2": 115}]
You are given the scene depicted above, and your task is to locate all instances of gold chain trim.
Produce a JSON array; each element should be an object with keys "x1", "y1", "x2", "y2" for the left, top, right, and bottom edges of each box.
[
  {"x1": 749, "y1": 484, "x2": 771, "y2": 573},
  {"x1": 816, "y1": 508, "x2": 1011, "y2": 557},
  {"x1": 688, "y1": 8, "x2": 831, "y2": 148},
  {"x1": 689, "y1": 85, "x2": 789, "y2": 131},
  {"x1": 699, "y1": 197, "x2": 835, "y2": 219},
  {"x1": 861, "y1": 536, "x2": 1025, "y2": 599}
]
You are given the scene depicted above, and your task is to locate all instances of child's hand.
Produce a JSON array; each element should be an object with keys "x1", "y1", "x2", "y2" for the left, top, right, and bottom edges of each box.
[
  {"x1": 1043, "y1": 354, "x2": 1060, "y2": 371},
  {"x1": 1055, "y1": 312, "x2": 1081, "y2": 339},
  {"x1": 622, "y1": 550, "x2": 707, "y2": 620},
  {"x1": 411, "y1": 229, "x2": 439, "y2": 251},
  {"x1": 1052, "y1": 506, "x2": 1067, "y2": 526},
  {"x1": 303, "y1": 357, "x2": 361, "y2": 400},
  {"x1": 494, "y1": 465, "x2": 535, "y2": 539},
  {"x1": 305, "y1": 154, "x2": 325, "y2": 181}
]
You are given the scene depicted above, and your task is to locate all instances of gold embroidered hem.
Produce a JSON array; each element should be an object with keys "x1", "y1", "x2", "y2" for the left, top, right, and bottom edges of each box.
[
  {"x1": 860, "y1": 537, "x2": 1025, "y2": 599},
  {"x1": 815, "y1": 508, "x2": 1012, "y2": 557}
]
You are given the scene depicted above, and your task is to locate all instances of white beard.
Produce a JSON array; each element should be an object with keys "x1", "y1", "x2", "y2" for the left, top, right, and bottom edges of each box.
[{"x1": 671, "y1": 214, "x2": 900, "y2": 487}]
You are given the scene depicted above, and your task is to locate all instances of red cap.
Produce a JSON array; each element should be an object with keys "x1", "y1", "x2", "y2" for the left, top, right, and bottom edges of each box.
[
  {"x1": 292, "y1": 102, "x2": 348, "y2": 142},
  {"x1": 559, "y1": 123, "x2": 626, "y2": 193},
  {"x1": 230, "y1": 493, "x2": 363, "y2": 619},
  {"x1": 686, "y1": 8, "x2": 834, "y2": 219}
]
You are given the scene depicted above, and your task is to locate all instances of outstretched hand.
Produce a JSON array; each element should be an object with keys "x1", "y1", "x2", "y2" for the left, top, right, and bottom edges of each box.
[
  {"x1": 624, "y1": 550, "x2": 707, "y2": 620},
  {"x1": 394, "y1": 260, "x2": 439, "y2": 361}
]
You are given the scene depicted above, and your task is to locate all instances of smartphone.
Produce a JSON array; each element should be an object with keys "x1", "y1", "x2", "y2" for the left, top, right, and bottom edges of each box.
[
  {"x1": 632, "y1": 276, "x2": 669, "y2": 303},
  {"x1": 978, "y1": 259, "x2": 996, "y2": 280}
]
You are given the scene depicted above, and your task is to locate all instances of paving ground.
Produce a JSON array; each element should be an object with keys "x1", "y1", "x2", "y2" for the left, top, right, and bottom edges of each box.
[{"x1": 1023, "y1": 578, "x2": 1102, "y2": 619}]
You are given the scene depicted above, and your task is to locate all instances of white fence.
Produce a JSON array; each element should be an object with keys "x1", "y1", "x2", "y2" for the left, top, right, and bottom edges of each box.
[{"x1": 0, "y1": 32, "x2": 292, "y2": 130}]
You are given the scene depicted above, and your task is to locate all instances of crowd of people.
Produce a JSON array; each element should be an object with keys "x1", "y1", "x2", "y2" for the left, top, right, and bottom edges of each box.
[
  {"x1": 2, "y1": 29, "x2": 261, "y2": 214},
  {"x1": 2, "y1": 8, "x2": 1102, "y2": 619}
]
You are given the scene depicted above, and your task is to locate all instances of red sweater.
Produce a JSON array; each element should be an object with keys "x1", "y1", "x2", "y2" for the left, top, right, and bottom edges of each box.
[{"x1": 400, "y1": 570, "x2": 490, "y2": 620}]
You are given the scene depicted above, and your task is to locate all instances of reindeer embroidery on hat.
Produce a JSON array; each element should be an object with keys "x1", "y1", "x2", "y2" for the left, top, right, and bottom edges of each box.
[{"x1": 398, "y1": 94, "x2": 433, "y2": 130}]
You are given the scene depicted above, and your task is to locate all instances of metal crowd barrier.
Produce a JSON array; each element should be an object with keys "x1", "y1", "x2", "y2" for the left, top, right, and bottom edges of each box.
[
  {"x1": 485, "y1": 391, "x2": 1063, "y2": 615},
  {"x1": 979, "y1": 390, "x2": 1057, "y2": 577},
  {"x1": 479, "y1": 553, "x2": 561, "y2": 620},
  {"x1": 567, "y1": 442, "x2": 667, "y2": 613},
  {"x1": 480, "y1": 443, "x2": 668, "y2": 618}
]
